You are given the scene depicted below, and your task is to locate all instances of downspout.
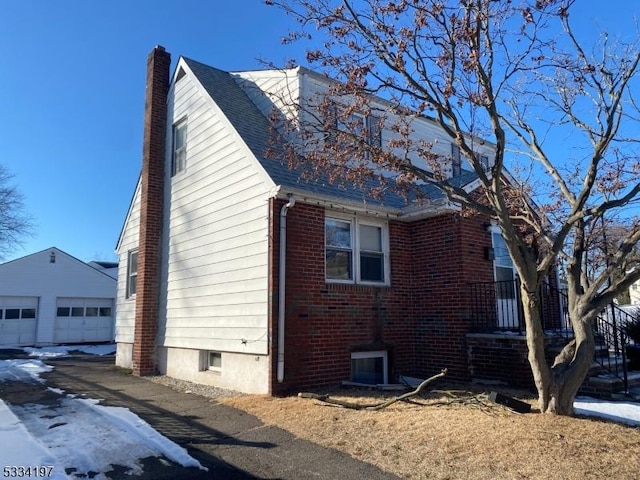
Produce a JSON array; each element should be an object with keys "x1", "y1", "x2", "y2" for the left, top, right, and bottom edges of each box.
[{"x1": 277, "y1": 194, "x2": 296, "y2": 383}]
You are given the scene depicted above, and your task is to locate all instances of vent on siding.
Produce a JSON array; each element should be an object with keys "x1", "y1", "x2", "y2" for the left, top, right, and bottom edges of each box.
[{"x1": 176, "y1": 66, "x2": 186, "y2": 82}]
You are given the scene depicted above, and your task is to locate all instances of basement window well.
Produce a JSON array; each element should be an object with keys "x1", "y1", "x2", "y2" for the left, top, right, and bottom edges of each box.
[{"x1": 351, "y1": 351, "x2": 388, "y2": 385}]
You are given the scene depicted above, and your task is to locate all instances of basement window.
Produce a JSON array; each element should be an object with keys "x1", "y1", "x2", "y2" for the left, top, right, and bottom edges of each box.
[
  {"x1": 351, "y1": 351, "x2": 388, "y2": 385},
  {"x1": 200, "y1": 351, "x2": 222, "y2": 372},
  {"x1": 208, "y1": 352, "x2": 222, "y2": 371}
]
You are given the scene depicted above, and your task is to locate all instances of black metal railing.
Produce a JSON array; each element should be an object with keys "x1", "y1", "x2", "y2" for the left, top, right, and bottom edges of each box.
[
  {"x1": 469, "y1": 279, "x2": 565, "y2": 333},
  {"x1": 592, "y1": 302, "x2": 637, "y2": 393},
  {"x1": 470, "y1": 279, "x2": 638, "y2": 393}
]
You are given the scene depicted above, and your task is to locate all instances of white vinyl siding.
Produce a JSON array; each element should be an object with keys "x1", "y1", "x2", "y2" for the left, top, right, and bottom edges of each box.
[
  {"x1": 160, "y1": 67, "x2": 272, "y2": 356},
  {"x1": 234, "y1": 68, "x2": 301, "y2": 128},
  {"x1": 115, "y1": 182, "x2": 142, "y2": 344}
]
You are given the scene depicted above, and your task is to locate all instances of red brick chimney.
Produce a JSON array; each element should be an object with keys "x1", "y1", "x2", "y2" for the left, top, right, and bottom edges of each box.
[{"x1": 132, "y1": 45, "x2": 171, "y2": 376}]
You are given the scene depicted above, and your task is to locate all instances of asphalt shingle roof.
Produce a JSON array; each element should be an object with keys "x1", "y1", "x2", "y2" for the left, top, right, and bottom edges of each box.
[{"x1": 183, "y1": 57, "x2": 477, "y2": 211}]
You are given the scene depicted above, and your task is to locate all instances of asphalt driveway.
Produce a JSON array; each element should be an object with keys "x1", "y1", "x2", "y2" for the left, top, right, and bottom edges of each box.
[{"x1": 0, "y1": 352, "x2": 400, "y2": 480}]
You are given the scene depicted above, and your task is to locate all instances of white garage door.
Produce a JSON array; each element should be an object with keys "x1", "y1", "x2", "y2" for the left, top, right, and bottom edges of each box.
[
  {"x1": 54, "y1": 297, "x2": 114, "y2": 343},
  {"x1": 0, "y1": 296, "x2": 38, "y2": 346}
]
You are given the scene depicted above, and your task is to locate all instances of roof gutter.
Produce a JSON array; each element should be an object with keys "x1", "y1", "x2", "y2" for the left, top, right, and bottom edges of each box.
[{"x1": 277, "y1": 194, "x2": 296, "y2": 383}]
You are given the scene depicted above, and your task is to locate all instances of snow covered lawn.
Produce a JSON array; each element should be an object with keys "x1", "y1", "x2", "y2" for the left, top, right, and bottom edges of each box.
[{"x1": 0, "y1": 346, "x2": 206, "y2": 480}]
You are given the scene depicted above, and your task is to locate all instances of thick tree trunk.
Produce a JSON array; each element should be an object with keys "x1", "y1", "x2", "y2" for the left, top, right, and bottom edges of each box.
[
  {"x1": 521, "y1": 288, "x2": 596, "y2": 415},
  {"x1": 547, "y1": 307, "x2": 596, "y2": 415},
  {"x1": 520, "y1": 289, "x2": 553, "y2": 412}
]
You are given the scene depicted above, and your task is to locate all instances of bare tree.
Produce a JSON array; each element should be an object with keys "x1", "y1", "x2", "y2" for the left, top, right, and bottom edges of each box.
[
  {"x1": 265, "y1": 0, "x2": 640, "y2": 414},
  {"x1": 0, "y1": 165, "x2": 33, "y2": 260}
]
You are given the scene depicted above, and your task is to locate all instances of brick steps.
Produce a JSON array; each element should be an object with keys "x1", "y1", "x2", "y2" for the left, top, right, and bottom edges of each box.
[{"x1": 545, "y1": 333, "x2": 639, "y2": 399}]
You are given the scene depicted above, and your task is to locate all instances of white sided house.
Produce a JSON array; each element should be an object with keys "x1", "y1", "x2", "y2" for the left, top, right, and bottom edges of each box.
[
  {"x1": 117, "y1": 47, "x2": 501, "y2": 395},
  {"x1": 0, "y1": 247, "x2": 117, "y2": 346}
]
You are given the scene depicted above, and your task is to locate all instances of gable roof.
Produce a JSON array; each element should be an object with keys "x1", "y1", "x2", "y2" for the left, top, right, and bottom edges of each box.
[
  {"x1": 182, "y1": 58, "x2": 475, "y2": 213},
  {"x1": 0, "y1": 247, "x2": 117, "y2": 282}
]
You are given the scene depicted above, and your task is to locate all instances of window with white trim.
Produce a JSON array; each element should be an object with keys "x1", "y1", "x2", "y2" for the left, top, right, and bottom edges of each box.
[
  {"x1": 451, "y1": 143, "x2": 461, "y2": 177},
  {"x1": 328, "y1": 104, "x2": 382, "y2": 149},
  {"x1": 478, "y1": 154, "x2": 490, "y2": 171},
  {"x1": 126, "y1": 250, "x2": 138, "y2": 298},
  {"x1": 325, "y1": 216, "x2": 388, "y2": 284},
  {"x1": 200, "y1": 351, "x2": 222, "y2": 372},
  {"x1": 208, "y1": 352, "x2": 222, "y2": 371},
  {"x1": 171, "y1": 119, "x2": 187, "y2": 176},
  {"x1": 2, "y1": 308, "x2": 36, "y2": 320},
  {"x1": 351, "y1": 351, "x2": 388, "y2": 385}
]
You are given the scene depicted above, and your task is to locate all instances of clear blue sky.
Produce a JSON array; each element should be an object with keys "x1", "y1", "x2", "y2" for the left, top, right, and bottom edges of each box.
[
  {"x1": 0, "y1": 2, "x2": 637, "y2": 263},
  {"x1": 0, "y1": 1, "x2": 302, "y2": 263}
]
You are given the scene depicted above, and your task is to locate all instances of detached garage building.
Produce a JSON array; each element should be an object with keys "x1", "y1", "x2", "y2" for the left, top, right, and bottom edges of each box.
[{"x1": 0, "y1": 247, "x2": 117, "y2": 346}]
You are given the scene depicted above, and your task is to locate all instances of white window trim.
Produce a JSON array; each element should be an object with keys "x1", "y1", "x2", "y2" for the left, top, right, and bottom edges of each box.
[
  {"x1": 451, "y1": 143, "x2": 461, "y2": 177},
  {"x1": 126, "y1": 249, "x2": 138, "y2": 299},
  {"x1": 325, "y1": 213, "x2": 390, "y2": 286},
  {"x1": 171, "y1": 118, "x2": 187, "y2": 177},
  {"x1": 332, "y1": 106, "x2": 383, "y2": 149},
  {"x1": 351, "y1": 350, "x2": 388, "y2": 384},
  {"x1": 201, "y1": 351, "x2": 222, "y2": 372}
]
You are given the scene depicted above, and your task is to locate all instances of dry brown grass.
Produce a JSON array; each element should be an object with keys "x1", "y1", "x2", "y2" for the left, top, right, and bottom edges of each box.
[{"x1": 223, "y1": 386, "x2": 640, "y2": 480}]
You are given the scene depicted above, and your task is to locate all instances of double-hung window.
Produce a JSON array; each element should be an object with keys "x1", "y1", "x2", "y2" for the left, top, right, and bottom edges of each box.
[
  {"x1": 126, "y1": 250, "x2": 138, "y2": 298},
  {"x1": 328, "y1": 104, "x2": 382, "y2": 149},
  {"x1": 451, "y1": 143, "x2": 461, "y2": 177},
  {"x1": 478, "y1": 154, "x2": 490, "y2": 172},
  {"x1": 171, "y1": 120, "x2": 187, "y2": 176},
  {"x1": 325, "y1": 216, "x2": 388, "y2": 284}
]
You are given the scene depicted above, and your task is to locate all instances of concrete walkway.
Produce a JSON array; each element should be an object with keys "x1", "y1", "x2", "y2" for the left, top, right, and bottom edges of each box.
[{"x1": 38, "y1": 355, "x2": 400, "y2": 479}]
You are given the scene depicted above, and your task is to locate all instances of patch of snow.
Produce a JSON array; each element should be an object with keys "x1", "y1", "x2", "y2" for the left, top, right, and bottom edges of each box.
[
  {"x1": 78, "y1": 398, "x2": 206, "y2": 470},
  {"x1": 0, "y1": 356, "x2": 206, "y2": 478},
  {"x1": 24, "y1": 343, "x2": 116, "y2": 358},
  {"x1": 0, "y1": 400, "x2": 66, "y2": 480},
  {"x1": 574, "y1": 397, "x2": 640, "y2": 427},
  {"x1": 5, "y1": 396, "x2": 206, "y2": 479},
  {"x1": 0, "y1": 359, "x2": 52, "y2": 383}
]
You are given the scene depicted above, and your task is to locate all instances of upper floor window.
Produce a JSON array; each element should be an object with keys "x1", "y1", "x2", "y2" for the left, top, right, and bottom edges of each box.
[
  {"x1": 126, "y1": 249, "x2": 139, "y2": 298},
  {"x1": 478, "y1": 154, "x2": 490, "y2": 172},
  {"x1": 171, "y1": 120, "x2": 187, "y2": 176},
  {"x1": 328, "y1": 105, "x2": 382, "y2": 149},
  {"x1": 325, "y1": 216, "x2": 388, "y2": 284},
  {"x1": 451, "y1": 143, "x2": 461, "y2": 177}
]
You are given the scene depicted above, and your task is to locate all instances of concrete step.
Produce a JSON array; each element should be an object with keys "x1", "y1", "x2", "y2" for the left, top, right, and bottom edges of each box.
[{"x1": 580, "y1": 366, "x2": 640, "y2": 399}]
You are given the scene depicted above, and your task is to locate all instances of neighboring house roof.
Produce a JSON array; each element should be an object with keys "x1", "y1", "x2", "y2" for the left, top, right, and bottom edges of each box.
[
  {"x1": 183, "y1": 57, "x2": 476, "y2": 212},
  {"x1": 0, "y1": 247, "x2": 117, "y2": 282},
  {"x1": 89, "y1": 261, "x2": 118, "y2": 269}
]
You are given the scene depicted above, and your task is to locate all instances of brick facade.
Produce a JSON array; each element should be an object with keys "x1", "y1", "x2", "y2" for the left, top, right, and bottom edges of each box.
[
  {"x1": 133, "y1": 46, "x2": 171, "y2": 376},
  {"x1": 269, "y1": 198, "x2": 496, "y2": 394}
]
